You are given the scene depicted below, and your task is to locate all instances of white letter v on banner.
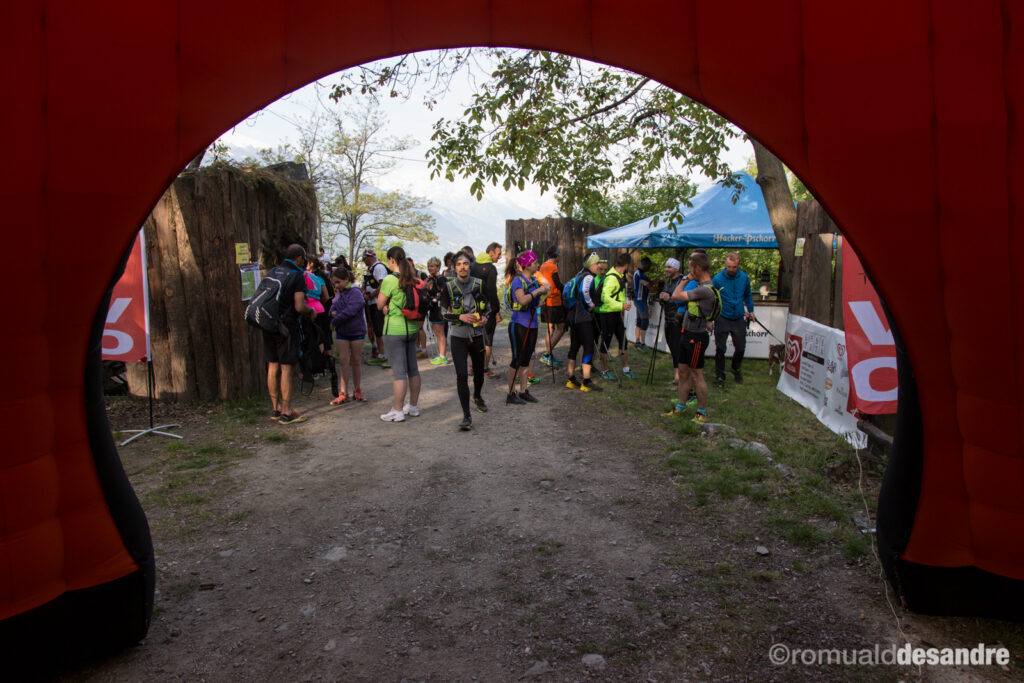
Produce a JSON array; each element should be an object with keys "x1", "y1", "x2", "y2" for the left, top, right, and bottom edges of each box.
[{"x1": 848, "y1": 301, "x2": 894, "y2": 346}]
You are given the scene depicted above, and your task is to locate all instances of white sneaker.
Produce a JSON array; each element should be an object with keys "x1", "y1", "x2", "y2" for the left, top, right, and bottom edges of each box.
[
  {"x1": 380, "y1": 408, "x2": 405, "y2": 422},
  {"x1": 402, "y1": 404, "x2": 421, "y2": 417}
]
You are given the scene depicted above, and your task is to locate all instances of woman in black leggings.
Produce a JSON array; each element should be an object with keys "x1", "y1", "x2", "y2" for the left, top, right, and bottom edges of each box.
[{"x1": 439, "y1": 252, "x2": 492, "y2": 430}]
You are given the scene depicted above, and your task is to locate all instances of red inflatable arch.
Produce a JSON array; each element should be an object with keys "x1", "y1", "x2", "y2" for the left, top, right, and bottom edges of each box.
[{"x1": 2, "y1": 0, "x2": 1023, "y2": 658}]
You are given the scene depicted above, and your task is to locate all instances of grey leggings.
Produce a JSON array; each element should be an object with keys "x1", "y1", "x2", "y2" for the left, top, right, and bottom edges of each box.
[{"x1": 383, "y1": 333, "x2": 420, "y2": 381}]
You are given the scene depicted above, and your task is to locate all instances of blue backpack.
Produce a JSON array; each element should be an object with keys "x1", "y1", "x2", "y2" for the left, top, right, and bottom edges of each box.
[{"x1": 561, "y1": 270, "x2": 588, "y2": 311}]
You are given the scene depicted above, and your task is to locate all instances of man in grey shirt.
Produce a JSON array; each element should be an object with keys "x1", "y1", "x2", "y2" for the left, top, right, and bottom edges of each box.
[
  {"x1": 666, "y1": 251, "x2": 716, "y2": 422},
  {"x1": 440, "y1": 252, "x2": 492, "y2": 430}
]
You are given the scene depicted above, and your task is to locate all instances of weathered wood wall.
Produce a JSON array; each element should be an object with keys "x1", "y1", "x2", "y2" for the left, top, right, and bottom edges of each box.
[
  {"x1": 126, "y1": 163, "x2": 317, "y2": 402},
  {"x1": 505, "y1": 217, "x2": 610, "y2": 280}
]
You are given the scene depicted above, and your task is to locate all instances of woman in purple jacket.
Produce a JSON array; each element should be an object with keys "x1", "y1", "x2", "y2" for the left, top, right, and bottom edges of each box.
[{"x1": 328, "y1": 267, "x2": 368, "y2": 404}]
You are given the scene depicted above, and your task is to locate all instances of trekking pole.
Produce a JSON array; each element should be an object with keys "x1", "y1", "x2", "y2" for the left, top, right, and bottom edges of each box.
[
  {"x1": 646, "y1": 301, "x2": 665, "y2": 386},
  {"x1": 591, "y1": 312, "x2": 620, "y2": 389},
  {"x1": 544, "y1": 319, "x2": 557, "y2": 385}
]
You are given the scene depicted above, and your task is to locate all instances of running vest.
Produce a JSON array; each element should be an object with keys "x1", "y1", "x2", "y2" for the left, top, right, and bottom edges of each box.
[{"x1": 446, "y1": 277, "x2": 487, "y2": 324}]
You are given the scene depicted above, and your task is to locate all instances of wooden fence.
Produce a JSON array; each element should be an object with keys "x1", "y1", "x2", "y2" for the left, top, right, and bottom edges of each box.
[
  {"x1": 505, "y1": 217, "x2": 610, "y2": 280},
  {"x1": 126, "y1": 163, "x2": 318, "y2": 401}
]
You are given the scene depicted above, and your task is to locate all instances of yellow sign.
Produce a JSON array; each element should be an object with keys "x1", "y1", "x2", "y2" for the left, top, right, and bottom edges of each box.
[{"x1": 235, "y1": 242, "x2": 251, "y2": 264}]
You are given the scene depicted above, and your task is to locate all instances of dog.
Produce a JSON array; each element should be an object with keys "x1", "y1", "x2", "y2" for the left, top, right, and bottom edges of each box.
[{"x1": 767, "y1": 343, "x2": 785, "y2": 376}]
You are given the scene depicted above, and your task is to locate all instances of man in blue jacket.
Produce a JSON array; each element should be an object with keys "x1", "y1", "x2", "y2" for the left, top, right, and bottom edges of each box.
[{"x1": 711, "y1": 252, "x2": 756, "y2": 387}]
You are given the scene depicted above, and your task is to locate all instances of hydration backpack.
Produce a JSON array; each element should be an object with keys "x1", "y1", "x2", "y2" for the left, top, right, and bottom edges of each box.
[
  {"x1": 504, "y1": 275, "x2": 537, "y2": 313},
  {"x1": 561, "y1": 270, "x2": 588, "y2": 311},
  {"x1": 400, "y1": 278, "x2": 431, "y2": 320},
  {"x1": 687, "y1": 284, "x2": 723, "y2": 323},
  {"x1": 244, "y1": 264, "x2": 298, "y2": 332}
]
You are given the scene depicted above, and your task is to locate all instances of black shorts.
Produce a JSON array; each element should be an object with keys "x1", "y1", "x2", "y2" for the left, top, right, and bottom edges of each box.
[
  {"x1": 541, "y1": 306, "x2": 566, "y2": 325},
  {"x1": 508, "y1": 323, "x2": 539, "y2": 369},
  {"x1": 262, "y1": 325, "x2": 298, "y2": 365},
  {"x1": 367, "y1": 306, "x2": 385, "y2": 338},
  {"x1": 597, "y1": 312, "x2": 626, "y2": 351},
  {"x1": 680, "y1": 330, "x2": 709, "y2": 370}
]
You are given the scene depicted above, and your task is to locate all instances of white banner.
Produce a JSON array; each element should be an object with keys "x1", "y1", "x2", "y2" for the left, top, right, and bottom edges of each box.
[
  {"x1": 776, "y1": 314, "x2": 866, "y2": 448},
  {"x1": 625, "y1": 302, "x2": 788, "y2": 359}
]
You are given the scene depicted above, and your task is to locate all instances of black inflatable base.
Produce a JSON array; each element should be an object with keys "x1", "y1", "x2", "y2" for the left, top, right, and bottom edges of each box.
[
  {"x1": 0, "y1": 569, "x2": 151, "y2": 676},
  {"x1": 896, "y1": 560, "x2": 1024, "y2": 621}
]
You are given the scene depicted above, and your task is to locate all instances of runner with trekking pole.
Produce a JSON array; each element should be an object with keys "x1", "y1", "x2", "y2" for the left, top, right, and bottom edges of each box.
[
  {"x1": 564, "y1": 254, "x2": 604, "y2": 393},
  {"x1": 506, "y1": 251, "x2": 549, "y2": 404},
  {"x1": 595, "y1": 253, "x2": 635, "y2": 383}
]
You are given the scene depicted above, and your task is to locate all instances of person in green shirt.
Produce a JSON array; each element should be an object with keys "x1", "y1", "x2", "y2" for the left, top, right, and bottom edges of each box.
[
  {"x1": 376, "y1": 246, "x2": 422, "y2": 422},
  {"x1": 595, "y1": 253, "x2": 635, "y2": 380}
]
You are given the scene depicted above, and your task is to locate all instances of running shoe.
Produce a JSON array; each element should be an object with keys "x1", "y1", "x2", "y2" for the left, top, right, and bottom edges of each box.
[
  {"x1": 600, "y1": 370, "x2": 617, "y2": 381},
  {"x1": 693, "y1": 410, "x2": 709, "y2": 424},
  {"x1": 403, "y1": 404, "x2": 421, "y2": 417},
  {"x1": 539, "y1": 353, "x2": 555, "y2": 367},
  {"x1": 484, "y1": 369, "x2": 497, "y2": 379},
  {"x1": 330, "y1": 393, "x2": 350, "y2": 406},
  {"x1": 622, "y1": 369, "x2": 637, "y2": 380},
  {"x1": 380, "y1": 408, "x2": 405, "y2": 422},
  {"x1": 380, "y1": 359, "x2": 391, "y2": 369},
  {"x1": 366, "y1": 356, "x2": 385, "y2": 366},
  {"x1": 733, "y1": 369, "x2": 743, "y2": 384},
  {"x1": 459, "y1": 415, "x2": 472, "y2": 431},
  {"x1": 429, "y1": 355, "x2": 449, "y2": 365},
  {"x1": 551, "y1": 356, "x2": 565, "y2": 366},
  {"x1": 270, "y1": 409, "x2": 281, "y2": 422},
  {"x1": 417, "y1": 349, "x2": 429, "y2": 359},
  {"x1": 352, "y1": 390, "x2": 367, "y2": 402},
  {"x1": 686, "y1": 396, "x2": 698, "y2": 408},
  {"x1": 506, "y1": 392, "x2": 527, "y2": 405},
  {"x1": 518, "y1": 390, "x2": 538, "y2": 403},
  {"x1": 565, "y1": 376, "x2": 581, "y2": 390},
  {"x1": 580, "y1": 380, "x2": 603, "y2": 392},
  {"x1": 473, "y1": 396, "x2": 488, "y2": 413},
  {"x1": 528, "y1": 374, "x2": 541, "y2": 385},
  {"x1": 662, "y1": 403, "x2": 687, "y2": 418},
  {"x1": 634, "y1": 342, "x2": 647, "y2": 351},
  {"x1": 276, "y1": 411, "x2": 308, "y2": 424}
]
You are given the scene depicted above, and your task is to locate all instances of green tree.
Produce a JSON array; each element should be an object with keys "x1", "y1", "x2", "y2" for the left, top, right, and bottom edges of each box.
[
  {"x1": 572, "y1": 174, "x2": 697, "y2": 227},
  {"x1": 318, "y1": 102, "x2": 436, "y2": 265},
  {"x1": 331, "y1": 49, "x2": 799, "y2": 295}
]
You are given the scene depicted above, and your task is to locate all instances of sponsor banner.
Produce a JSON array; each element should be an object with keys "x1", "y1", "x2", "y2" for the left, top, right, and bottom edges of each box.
[
  {"x1": 102, "y1": 230, "x2": 150, "y2": 363},
  {"x1": 625, "y1": 302, "x2": 787, "y2": 359},
  {"x1": 841, "y1": 240, "x2": 898, "y2": 414},
  {"x1": 777, "y1": 314, "x2": 867, "y2": 449}
]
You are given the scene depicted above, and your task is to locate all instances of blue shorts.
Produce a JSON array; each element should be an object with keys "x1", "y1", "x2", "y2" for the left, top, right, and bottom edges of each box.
[{"x1": 336, "y1": 333, "x2": 365, "y2": 342}]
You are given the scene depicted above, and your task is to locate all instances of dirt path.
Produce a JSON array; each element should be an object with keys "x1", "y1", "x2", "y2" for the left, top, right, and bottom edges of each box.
[{"x1": 77, "y1": 330, "x2": 1018, "y2": 681}]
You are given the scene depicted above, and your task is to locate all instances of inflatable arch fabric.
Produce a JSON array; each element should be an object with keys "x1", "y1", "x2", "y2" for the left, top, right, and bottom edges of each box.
[{"x1": 3, "y1": 0, "x2": 1024, "y2": 658}]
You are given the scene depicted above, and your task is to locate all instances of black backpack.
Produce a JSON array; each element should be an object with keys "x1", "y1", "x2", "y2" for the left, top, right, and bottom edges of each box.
[{"x1": 244, "y1": 264, "x2": 298, "y2": 332}]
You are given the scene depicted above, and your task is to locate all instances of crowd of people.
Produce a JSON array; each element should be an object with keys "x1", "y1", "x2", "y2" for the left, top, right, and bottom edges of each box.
[{"x1": 257, "y1": 242, "x2": 757, "y2": 430}]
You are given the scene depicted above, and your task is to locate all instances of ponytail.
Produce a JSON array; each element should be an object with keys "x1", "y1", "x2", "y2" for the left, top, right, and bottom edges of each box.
[{"x1": 387, "y1": 245, "x2": 416, "y2": 287}]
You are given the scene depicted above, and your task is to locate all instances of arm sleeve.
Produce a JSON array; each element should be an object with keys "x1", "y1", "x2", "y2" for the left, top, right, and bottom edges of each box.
[
  {"x1": 744, "y1": 276, "x2": 754, "y2": 312},
  {"x1": 582, "y1": 274, "x2": 595, "y2": 308},
  {"x1": 552, "y1": 270, "x2": 564, "y2": 292}
]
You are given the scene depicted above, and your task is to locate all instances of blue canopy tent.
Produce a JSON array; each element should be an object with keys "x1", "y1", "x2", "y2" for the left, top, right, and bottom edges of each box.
[{"x1": 586, "y1": 172, "x2": 778, "y2": 249}]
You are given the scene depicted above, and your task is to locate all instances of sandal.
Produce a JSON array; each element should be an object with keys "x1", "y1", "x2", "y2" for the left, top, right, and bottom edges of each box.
[{"x1": 330, "y1": 393, "x2": 350, "y2": 406}]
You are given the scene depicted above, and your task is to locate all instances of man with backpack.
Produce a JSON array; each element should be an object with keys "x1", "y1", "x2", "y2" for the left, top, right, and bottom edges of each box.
[
  {"x1": 563, "y1": 253, "x2": 604, "y2": 392},
  {"x1": 471, "y1": 242, "x2": 502, "y2": 377},
  {"x1": 248, "y1": 243, "x2": 316, "y2": 424},
  {"x1": 632, "y1": 256, "x2": 654, "y2": 349},
  {"x1": 595, "y1": 253, "x2": 635, "y2": 380},
  {"x1": 665, "y1": 251, "x2": 720, "y2": 422},
  {"x1": 362, "y1": 249, "x2": 391, "y2": 367},
  {"x1": 711, "y1": 251, "x2": 756, "y2": 387}
]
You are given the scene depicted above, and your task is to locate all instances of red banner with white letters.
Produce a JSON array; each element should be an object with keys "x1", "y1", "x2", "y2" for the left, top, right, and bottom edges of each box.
[
  {"x1": 102, "y1": 230, "x2": 150, "y2": 362},
  {"x1": 842, "y1": 239, "x2": 897, "y2": 414}
]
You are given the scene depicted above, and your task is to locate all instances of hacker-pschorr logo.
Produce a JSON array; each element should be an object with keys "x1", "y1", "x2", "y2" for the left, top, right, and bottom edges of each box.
[{"x1": 785, "y1": 334, "x2": 802, "y2": 379}]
